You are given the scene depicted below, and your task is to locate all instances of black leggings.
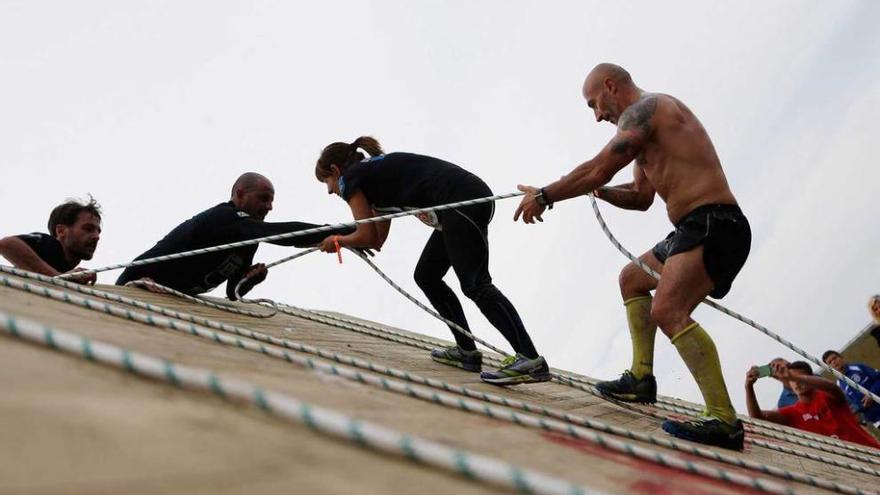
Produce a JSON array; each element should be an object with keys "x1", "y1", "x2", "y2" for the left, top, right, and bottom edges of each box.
[{"x1": 413, "y1": 198, "x2": 539, "y2": 358}]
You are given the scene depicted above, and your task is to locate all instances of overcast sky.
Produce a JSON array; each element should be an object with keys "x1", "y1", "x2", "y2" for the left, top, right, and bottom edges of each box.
[{"x1": 2, "y1": 1, "x2": 878, "y2": 411}]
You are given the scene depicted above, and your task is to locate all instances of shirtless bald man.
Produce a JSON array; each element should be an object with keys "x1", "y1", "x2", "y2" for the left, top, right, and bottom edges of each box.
[{"x1": 515, "y1": 63, "x2": 751, "y2": 450}]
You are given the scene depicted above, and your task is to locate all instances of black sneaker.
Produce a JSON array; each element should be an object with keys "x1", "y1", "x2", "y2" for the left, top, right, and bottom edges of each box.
[
  {"x1": 479, "y1": 354, "x2": 552, "y2": 385},
  {"x1": 595, "y1": 371, "x2": 657, "y2": 403},
  {"x1": 430, "y1": 346, "x2": 482, "y2": 372},
  {"x1": 662, "y1": 417, "x2": 745, "y2": 451}
]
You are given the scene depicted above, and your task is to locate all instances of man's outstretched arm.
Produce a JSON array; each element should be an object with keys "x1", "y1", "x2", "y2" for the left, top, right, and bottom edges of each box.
[
  {"x1": 0, "y1": 236, "x2": 61, "y2": 276},
  {"x1": 218, "y1": 218, "x2": 354, "y2": 248},
  {"x1": 515, "y1": 94, "x2": 658, "y2": 223},
  {"x1": 790, "y1": 374, "x2": 849, "y2": 404}
]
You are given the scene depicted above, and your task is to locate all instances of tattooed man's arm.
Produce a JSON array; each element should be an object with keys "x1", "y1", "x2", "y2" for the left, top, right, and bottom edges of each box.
[{"x1": 543, "y1": 94, "x2": 658, "y2": 204}]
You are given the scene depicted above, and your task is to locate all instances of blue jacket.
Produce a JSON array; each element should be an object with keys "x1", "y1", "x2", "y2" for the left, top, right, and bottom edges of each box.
[
  {"x1": 837, "y1": 363, "x2": 880, "y2": 423},
  {"x1": 777, "y1": 386, "x2": 798, "y2": 408}
]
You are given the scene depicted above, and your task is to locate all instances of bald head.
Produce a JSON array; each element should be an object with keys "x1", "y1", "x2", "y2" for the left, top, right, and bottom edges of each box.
[
  {"x1": 584, "y1": 63, "x2": 634, "y2": 95},
  {"x1": 231, "y1": 172, "x2": 274, "y2": 220},
  {"x1": 583, "y1": 63, "x2": 641, "y2": 125},
  {"x1": 231, "y1": 172, "x2": 272, "y2": 198}
]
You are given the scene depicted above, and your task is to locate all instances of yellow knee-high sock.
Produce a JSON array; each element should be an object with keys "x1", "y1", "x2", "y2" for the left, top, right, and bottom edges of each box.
[
  {"x1": 670, "y1": 323, "x2": 737, "y2": 425},
  {"x1": 625, "y1": 296, "x2": 657, "y2": 379}
]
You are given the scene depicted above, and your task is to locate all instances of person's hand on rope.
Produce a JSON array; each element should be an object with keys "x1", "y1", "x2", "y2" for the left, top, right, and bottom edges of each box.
[
  {"x1": 318, "y1": 235, "x2": 340, "y2": 253},
  {"x1": 134, "y1": 277, "x2": 166, "y2": 293},
  {"x1": 745, "y1": 366, "x2": 760, "y2": 387},
  {"x1": 65, "y1": 267, "x2": 96, "y2": 285},
  {"x1": 244, "y1": 263, "x2": 268, "y2": 285},
  {"x1": 513, "y1": 185, "x2": 546, "y2": 224},
  {"x1": 862, "y1": 395, "x2": 874, "y2": 409}
]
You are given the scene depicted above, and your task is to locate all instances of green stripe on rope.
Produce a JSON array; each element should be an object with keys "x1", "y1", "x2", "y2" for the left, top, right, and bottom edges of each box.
[
  {"x1": 208, "y1": 373, "x2": 226, "y2": 398},
  {"x1": 122, "y1": 351, "x2": 135, "y2": 373},
  {"x1": 349, "y1": 420, "x2": 366, "y2": 446},
  {"x1": 6, "y1": 315, "x2": 18, "y2": 337},
  {"x1": 454, "y1": 450, "x2": 475, "y2": 480},
  {"x1": 400, "y1": 436, "x2": 418, "y2": 461},
  {"x1": 511, "y1": 466, "x2": 533, "y2": 494},
  {"x1": 300, "y1": 403, "x2": 317, "y2": 429},
  {"x1": 82, "y1": 338, "x2": 95, "y2": 361},
  {"x1": 164, "y1": 361, "x2": 181, "y2": 387},
  {"x1": 44, "y1": 328, "x2": 57, "y2": 349},
  {"x1": 254, "y1": 389, "x2": 271, "y2": 411}
]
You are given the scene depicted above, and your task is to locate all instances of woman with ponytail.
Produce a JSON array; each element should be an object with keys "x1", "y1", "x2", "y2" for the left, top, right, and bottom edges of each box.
[{"x1": 315, "y1": 137, "x2": 550, "y2": 385}]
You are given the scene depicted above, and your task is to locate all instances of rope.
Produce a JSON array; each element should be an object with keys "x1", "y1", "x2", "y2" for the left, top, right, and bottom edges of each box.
[
  {"x1": 2, "y1": 267, "x2": 877, "y2": 488},
  {"x1": 2, "y1": 271, "x2": 872, "y2": 493},
  {"x1": 348, "y1": 248, "x2": 511, "y2": 357},
  {"x1": 125, "y1": 279, "x2": 278, "y2": 318},
  {"x1": 0, "y1": 310, "x2": 597, "y2": 495},
  {"x1": 314, "y1": 297, "x2": 880, "y2": 462},
  {"x1": 233, "y1": 247, "x2": 319, "y2": 301},
  {"x1": 56, "y1": 192, "x2": 524, "y2": 280},
  {"x1": 123, "y1": 248, "x2": 322, "y2": 316},
  {"x1": 331, "y1": 252, "x2": 880, "y2": 458},
  {"x1": 93, "y1": 256, "x2": 879, "y2": 460},
  {"x1": 585, "y1": 193, "x2": 880, "y2": 405}
]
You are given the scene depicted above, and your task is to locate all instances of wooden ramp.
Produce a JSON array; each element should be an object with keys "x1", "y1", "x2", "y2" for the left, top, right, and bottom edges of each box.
[{"x1": 1, "y1": 271, "x2": 878, "y2": 495}]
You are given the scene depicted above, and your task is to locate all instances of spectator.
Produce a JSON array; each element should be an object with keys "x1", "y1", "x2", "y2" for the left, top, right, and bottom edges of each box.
[
  {"x1": 745, "y1": 361, "x2": 880, "y2": 448},
  {"x1": 770, "y1": 358, "x2": 799, "y2": 408},
  {"x1": 823, "y1": 350, "x2": 880, "y2": 428},
  {"x1": 0, "y1": 197, "x2": 102, "y2": 284}
]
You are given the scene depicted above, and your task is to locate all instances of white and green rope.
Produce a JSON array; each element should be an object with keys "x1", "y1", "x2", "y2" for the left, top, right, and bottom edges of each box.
[
  {"x1": 1, "y1": 267, "x2": 877, "y2": 491},
  {"x1": 0, "y1": 309, "x2": 597, "y2": 495}
]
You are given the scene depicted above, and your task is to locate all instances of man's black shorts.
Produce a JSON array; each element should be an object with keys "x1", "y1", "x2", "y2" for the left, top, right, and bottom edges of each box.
[{"x1": 651, "y1": 204, "x2": 751, "y2": 299}]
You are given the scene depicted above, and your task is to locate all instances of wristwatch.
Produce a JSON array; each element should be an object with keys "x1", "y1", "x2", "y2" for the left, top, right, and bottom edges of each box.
[{"x1": 534, "y1": 188, "x2": 554, "y2": 209}]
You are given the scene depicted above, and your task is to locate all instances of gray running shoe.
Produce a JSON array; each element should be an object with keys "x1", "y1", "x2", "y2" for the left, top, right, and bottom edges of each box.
[
  {"x1": 479, "y1": 354, "x2": 552, "y2": 385},
  {"x1": 595, "y1": 370, "x2": 657, "y2": 403},
  {"x1": 430, "y1": 346, "x2": 482, "y2": 372}
]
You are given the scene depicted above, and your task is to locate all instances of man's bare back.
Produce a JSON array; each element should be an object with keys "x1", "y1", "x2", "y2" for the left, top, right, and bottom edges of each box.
[{"x1": 617, "y1": 93, "x2": 736, "y2": 224}]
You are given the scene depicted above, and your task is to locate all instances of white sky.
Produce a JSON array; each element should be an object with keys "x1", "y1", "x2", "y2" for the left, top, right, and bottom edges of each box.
[{"x1": 1, "y1": 0, "x2": 878, "y2": 412}]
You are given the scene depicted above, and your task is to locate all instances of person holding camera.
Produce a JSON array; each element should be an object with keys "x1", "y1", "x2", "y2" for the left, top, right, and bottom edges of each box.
[{"x1": 745, "y1": 361, "x2": 880, "y2": 448}]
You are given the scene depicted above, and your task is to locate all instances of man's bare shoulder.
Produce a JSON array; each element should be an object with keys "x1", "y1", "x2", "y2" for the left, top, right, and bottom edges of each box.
[
  {"x1": 621, "y1": 93, "x2": 692, "y2": 132},
  {"x1": 617, "y1": 93, "x2": 660, "y2": 134}
]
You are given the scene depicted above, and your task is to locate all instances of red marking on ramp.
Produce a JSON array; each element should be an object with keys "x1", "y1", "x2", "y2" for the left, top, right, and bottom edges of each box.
[{"x1": 540, "y1": 431, "x2": 763, "y2": 495}]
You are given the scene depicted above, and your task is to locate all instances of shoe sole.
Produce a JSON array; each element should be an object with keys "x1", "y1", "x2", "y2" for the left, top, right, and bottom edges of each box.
[
  {"x1": 595, "y1": 387, "x2": 657, "y2": 404},
  {"x1": 661, "y1": 422, "x2": 744, "y2": 451},
  {"x1": 479, "y1": 371, "x2": 553, "y2": 385},
  {"x1": 431, "y1": 355, "x2": 481, "y2": 372}
]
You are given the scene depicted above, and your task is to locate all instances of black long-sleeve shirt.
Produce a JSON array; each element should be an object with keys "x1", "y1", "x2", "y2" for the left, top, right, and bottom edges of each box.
[
  {"x1": 14, "y1": 233, "x2": 78, "y2": 273},
  {"x1": 116, "y1": 202, "x2": 348, "y2": 299}
]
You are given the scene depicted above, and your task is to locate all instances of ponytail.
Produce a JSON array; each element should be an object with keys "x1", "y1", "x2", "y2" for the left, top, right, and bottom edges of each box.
[{"x1": 315, "y1": 136, "x2": 385, "y2": 180}]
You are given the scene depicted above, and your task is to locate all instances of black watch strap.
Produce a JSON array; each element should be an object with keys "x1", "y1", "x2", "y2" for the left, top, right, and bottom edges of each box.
[{"x1": 535, "y1": 188, "x2": 554, "y2": 209}]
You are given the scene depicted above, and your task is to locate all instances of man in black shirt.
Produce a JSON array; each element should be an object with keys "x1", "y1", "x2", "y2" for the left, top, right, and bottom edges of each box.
[
  {"x1": 117, "y1": 172, "x2": 349, "y2": 300},
  {"x1": 0, "y1": 198, "x2": 102, "y2": 284}
]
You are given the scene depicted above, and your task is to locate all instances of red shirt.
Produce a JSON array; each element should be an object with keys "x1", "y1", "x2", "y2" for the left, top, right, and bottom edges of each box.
[{"x1": 778, "y1": 390, "x2": 880, "y2": 448}]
